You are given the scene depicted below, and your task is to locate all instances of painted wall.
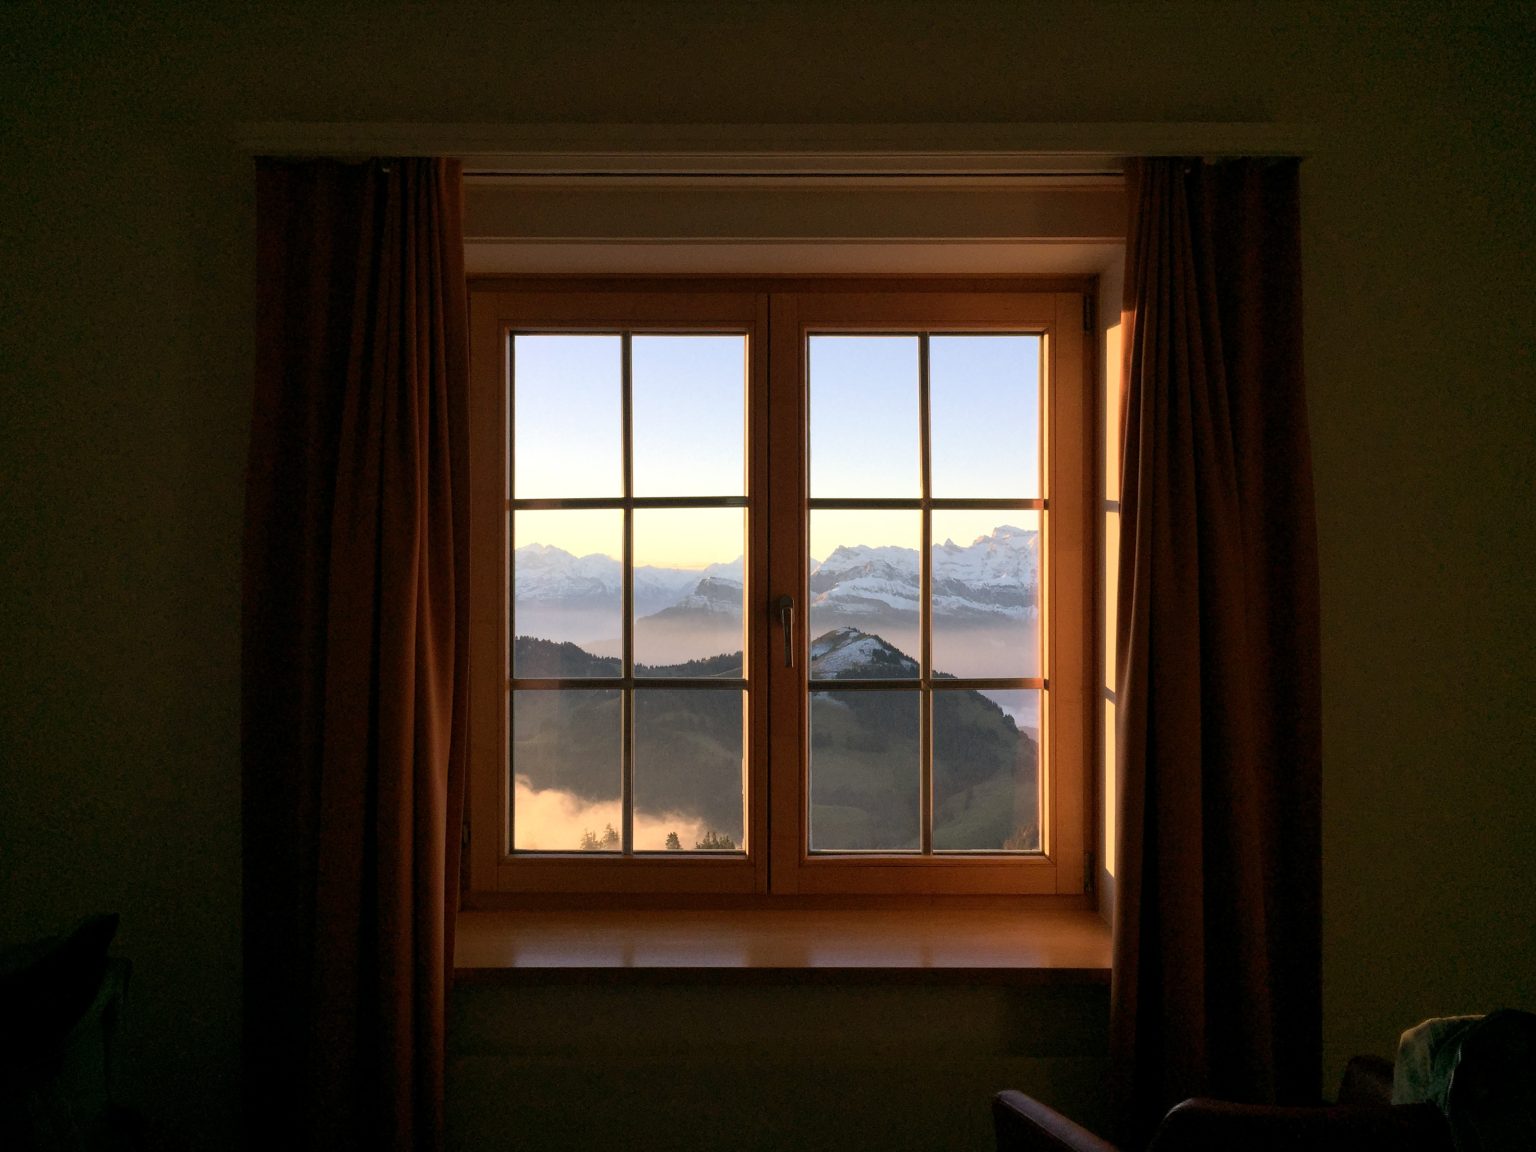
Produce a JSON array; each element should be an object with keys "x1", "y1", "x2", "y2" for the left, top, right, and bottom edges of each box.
[
  {"x1": 2, "y1": 3, "x2": 1532, "y2": 1148},
  {"x1": 450, "y1": 978, "x2": 1110, "y2": 1152}
]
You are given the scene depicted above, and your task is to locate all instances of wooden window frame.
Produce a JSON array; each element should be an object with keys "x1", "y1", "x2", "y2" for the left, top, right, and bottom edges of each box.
[{"x1": 467, "y1": 277, "x2": 1094, "y2": 903}]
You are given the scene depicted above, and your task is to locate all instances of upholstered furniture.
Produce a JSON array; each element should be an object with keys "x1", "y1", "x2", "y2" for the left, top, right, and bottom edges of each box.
[
  {"x1": 0, "y1": 915, "x2": 138, "y2": 1151},
  {"x1": 993, "y1": 1089, "x2": 1450, "y2": 1152},
  {"x1": 996, "y1": 1010, "x2": 1536, "y2": 1152}
]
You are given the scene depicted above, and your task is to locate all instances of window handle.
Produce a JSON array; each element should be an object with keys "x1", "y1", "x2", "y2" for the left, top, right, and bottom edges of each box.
[{"x1": 777, "y1": 595, "x2": 795, "y2": 668}]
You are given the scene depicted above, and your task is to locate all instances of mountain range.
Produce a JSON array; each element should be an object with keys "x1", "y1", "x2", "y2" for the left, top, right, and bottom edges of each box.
[
  {"x1": 809, "y1": 522, "x2": 1039, "y2": 621},
  {"x1": 513, "y1": 542, "x2": 743, "y2": 617},
  {"x1": 513, "y1": 525, "x2": 1038, "y2": 673}
]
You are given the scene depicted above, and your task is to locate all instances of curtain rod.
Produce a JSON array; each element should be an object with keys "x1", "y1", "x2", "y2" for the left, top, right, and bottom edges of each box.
[
  {"x1": 460, "y1": 172, "x2": 1127, "y2": 189},
  {"x1": 236, "y1": 122, "x2": 1314, "y2": 167}
]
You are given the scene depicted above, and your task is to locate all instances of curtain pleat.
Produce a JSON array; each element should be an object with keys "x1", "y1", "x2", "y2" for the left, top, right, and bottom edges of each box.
[
  {"x1": 243, "y1": 157, "x2": 468, "y2": 1152},
  {"x1": 1110, "y1": 157, "x2": 1321, "y2": 1139}
]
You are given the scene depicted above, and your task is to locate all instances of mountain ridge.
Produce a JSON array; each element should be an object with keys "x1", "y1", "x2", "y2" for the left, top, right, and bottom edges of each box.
[
  {"x1": 510, "y1": 626, "x2": 1039, "y2": 853},
  {"x1": 514, "y1": 524, "x2": 1037, "y2": 626}
]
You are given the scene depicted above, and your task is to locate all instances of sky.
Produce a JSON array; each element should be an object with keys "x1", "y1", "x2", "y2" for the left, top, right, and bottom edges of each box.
[{"x1": 512, "y1": 332, "x2": 1040, "y2": 568}]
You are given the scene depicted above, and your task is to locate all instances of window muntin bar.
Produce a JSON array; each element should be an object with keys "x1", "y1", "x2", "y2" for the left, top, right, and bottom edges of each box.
[
  {"x1": 513, "y1": 495, "x2": 750, "y2": 511},
  {"x1": 620, "y1": 332, "x2": 634, "y2": 854}
]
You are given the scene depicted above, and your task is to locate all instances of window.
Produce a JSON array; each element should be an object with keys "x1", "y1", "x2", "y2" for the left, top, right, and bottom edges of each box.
[{"x1": 468, "y1": 280, "x2": 1091, "y2": 899}]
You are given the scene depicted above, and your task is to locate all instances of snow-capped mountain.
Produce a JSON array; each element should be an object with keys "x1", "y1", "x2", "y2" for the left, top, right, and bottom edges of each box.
[
  {"x1": 514, "y1": 543, "x2": 734, "y2": 617},
  {"x1": 931, "y1": 523, "x2": 1039, "y2": 619},
  {"x1": 697, "y1": 556, "x2": 745, "y2": 584},
  {"x1": 810, "y1": 524, "x2": 1038, "y2": 622},
  {"x1": 808, "y1": 544, "x2": 920, "y2": 616},
  {"x1": 512, "y1": 527, "x2": 1035, "y2": 664},
  {"x1": 809, "y1": 626, "x2": 918, "y2": 678},
  {"x1": 630, "y1": 572, "x2": 744, "y2": 666},
  {"x1": 514, "y1": 544, "x2": 744, "y2": 661},
  {"x1": 645, "y1": 575, "x2": 744, "y2": 619}
]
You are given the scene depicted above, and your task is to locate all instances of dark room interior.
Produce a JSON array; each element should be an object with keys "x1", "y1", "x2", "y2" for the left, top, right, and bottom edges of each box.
[{"x1": 2, "y1": 4, "x2": 1532, "y2": 1150}]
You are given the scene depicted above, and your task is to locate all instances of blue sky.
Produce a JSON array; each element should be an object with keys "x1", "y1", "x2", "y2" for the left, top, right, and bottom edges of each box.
[{"x1": 513, "y1": 332, "x2": 1039, "y2": 567}]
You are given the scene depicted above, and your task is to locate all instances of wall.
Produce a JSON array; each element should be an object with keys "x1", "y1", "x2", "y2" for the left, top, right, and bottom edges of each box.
[
  {"x1": 2, "y1": 3, "x2": 1532, "y2": 1148},
  {"x1": 451, "y1": 978, "x2": 1109, "y2": 1152}
]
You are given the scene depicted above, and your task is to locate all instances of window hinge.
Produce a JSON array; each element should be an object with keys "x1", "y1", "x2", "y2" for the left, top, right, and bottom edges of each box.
[
  {"x1": 1083, "y1": 295, "x2": 1094, "y2": 334},
  {"x1": 1085, "y1": 849, "x2": 1096, "y2": 896}
]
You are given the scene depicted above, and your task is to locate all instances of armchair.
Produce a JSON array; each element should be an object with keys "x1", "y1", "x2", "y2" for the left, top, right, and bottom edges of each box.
[
  {"x1": 996, "y1": 1008, "x2": 1536, "y2": 1152},
  {"x1": 993, "y1": 1090, "x2": 1450, "y2": 1152}
]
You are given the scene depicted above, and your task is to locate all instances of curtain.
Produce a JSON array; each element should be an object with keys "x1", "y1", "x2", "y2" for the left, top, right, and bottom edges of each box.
[
  {"x1": 242, "y1": 158, "x2": 469, "y2": 1152},
  {"x1": 1110, "y1": 157, "x2": 1321, "y2": 1137}
]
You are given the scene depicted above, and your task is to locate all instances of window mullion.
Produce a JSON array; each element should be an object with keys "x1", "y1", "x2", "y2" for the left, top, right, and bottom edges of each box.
[
  {"x1": 918, "y1": 333, "x2": 934, "y2": 857},
  {"x1": 620, "y1": 331, "x2": 635, "y2": 856}
]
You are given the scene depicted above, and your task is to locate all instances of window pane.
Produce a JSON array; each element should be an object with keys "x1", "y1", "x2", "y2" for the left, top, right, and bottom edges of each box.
[
  {"x1": 1104, "y1": 313, "x2": 1123, "y2": 500},
  {"x1": 1103, "y1": 510, "x2": 1119, "y2": 690},
  {"x1": 1103, "y1": 696, "x2": 1117, "y2": 878},
  {"x1": 634, "y1": 508, "x2": 744, "y2": 676},
  {"x1": 933, "y1": 689, "x2": 1040, "y2": 851},
  {"x1": 512, "y1": 334, "x2": 622, "y2": 498},
  {"x1": 809, "y1": 689, "x2": 920, "y2": 851},
  {"x1": 809, "y1": 335, "x2": 920, "y2": 498},
  {"x1": 632, "y1": 335, "x2": 746, "y2": 497},
  {"x1": 929, "y1": 335, "x2": 1040, "y2": 498},
  {"x1": 809, "y1": 510, "x2": 920, "y2": 678},
  {"x1": 512, "y1": 509, "x2": 623, "y2": 676},
  {"x1": 511, "y1": 689, "x2": 622, "y2": 852},
  {"x1": 633, "y1": 689, "x2": 745, "y2": 852},
  {"x1": 930, "y1": 511, "x2": 1040, "y2": 679}
]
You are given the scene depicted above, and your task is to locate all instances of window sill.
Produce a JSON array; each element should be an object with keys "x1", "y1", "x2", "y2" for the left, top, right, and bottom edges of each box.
[{"x1": 453, "y1": 906, "x2": 1110, "y2": 986}]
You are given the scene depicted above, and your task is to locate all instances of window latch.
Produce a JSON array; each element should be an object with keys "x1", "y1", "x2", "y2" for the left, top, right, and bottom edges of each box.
[{"x1": 777, "y1": 596, "x2": 795, "y2": 667}]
